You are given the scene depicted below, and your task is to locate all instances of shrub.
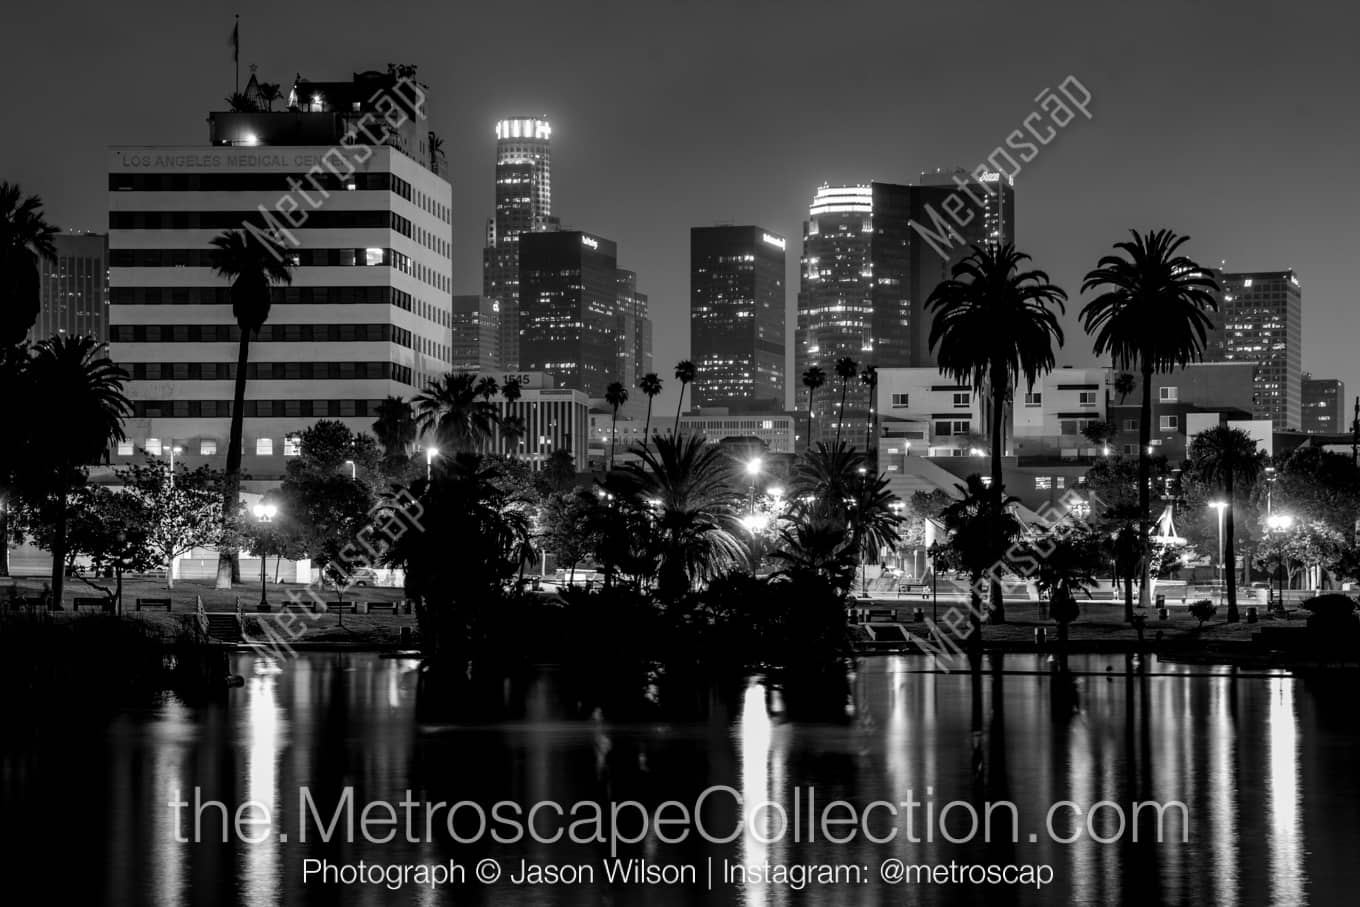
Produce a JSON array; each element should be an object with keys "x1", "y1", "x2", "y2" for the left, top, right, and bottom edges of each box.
[{"x1": 1188, "y1": 599, "x2": 1216, "y2": 628}]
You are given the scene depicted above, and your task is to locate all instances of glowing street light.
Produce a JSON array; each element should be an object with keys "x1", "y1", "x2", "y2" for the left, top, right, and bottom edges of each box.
[
  {"x1": 252, "y1": 501, "x2": 278, "y2": 608},
  {"x1": 344, "y1": 459, "x2": 356, "y2": 480},
  {"x1": 745, "y1": 457, "x2": 763, "y2": 477},
  {"x1": 1209, "y1": 500, "x2": 1228, "y2": 595},
  {"x1": 1266, "y1": 512, "x2": 1295, "y2": 608},
  {"x1": 425, "y1": 446, "x2": 439, "y2": 481}
]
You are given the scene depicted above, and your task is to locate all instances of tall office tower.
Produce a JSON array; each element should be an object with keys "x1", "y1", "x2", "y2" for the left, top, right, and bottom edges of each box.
[
  {"x1": 1302, "y1": 375, "x2": 1345, "y2": 434},
  {"x1": 108, "y1": 69, "x2": 453, "y2": 473},
  {"x1": 1218, "y1": 271, "x2": 1303, "y2": 430},
  {"x1": 615, "y1": 269, "x2": 652, "y2": 391},
  {"x1": 690, "y1": 226, "x2": 786, "y2": 412},
  {"x1": 519, "y1": 231, "x2": 621, "y2": 397},
  {"x1": 795, "y1": 173, "x2": 1014, "y2": 447},
  {"x1": 482, "y1": 116, "x2": 553, "y2": 369},
  {"x1": 30, "y1": 231, "x2": 108, "y2": 342},
  {"x1": 450, "y1": 294, "x2": 501, "y2": 372}
]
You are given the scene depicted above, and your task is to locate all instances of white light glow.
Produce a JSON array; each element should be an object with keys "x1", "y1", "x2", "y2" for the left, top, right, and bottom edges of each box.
[
  {"x1": 761, "y1": 232, "x2": 786, "y2": 250},
  {"x1": 581, "y1": 235, "x2": 599, "y2": 250},
  {"x1": 810, "y1": 184, "x2": 873, "y2": 216}
]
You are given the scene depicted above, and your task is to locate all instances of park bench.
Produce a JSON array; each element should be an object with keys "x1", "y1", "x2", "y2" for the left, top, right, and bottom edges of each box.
[
  {"x1": 366, "y1": 601, "x2": 398, "y2": 614},
  {"x1": 897, "y1": 583, "x2": 930, "y2": 599},
  {"x1": 327, "y1": 601, "x2": 355, "y2": 613},
  {"x1": 136, "y1": 598, "x2": 172, "y2": 612},
  {"x1": 73, "y1": 597, "x2": 114, "y2": 613}
]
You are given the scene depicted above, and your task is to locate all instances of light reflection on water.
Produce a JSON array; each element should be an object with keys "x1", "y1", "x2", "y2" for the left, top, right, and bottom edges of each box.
[{"x1": 2, "y1": 652, "x2": 1357, "y2": 906}]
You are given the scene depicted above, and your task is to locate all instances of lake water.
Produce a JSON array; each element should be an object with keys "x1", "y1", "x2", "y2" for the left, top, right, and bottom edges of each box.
[{"x1": 2, "y1": 652, "x2": 1356, "y2": 905}]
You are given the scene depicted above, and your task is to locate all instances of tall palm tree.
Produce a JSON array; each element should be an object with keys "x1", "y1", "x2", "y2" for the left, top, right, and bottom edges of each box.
[
  {"x1": 926, "y1": 243, "x2": 1067, "y2": 622},
  {"x1": 801, "y1": 365, "x2": 827, "y2": 447},
  {"x1": 1081, "y1": 229, "x2": 1219, "y2": 608},
  {"x1": 1187, "y1": 425, "x2": 1262, "y2": 622},
  {"x1": 833, "y1": 356, "x2": 859, "y2": 447},
  {"x1": 637, "y1": 372, "x2": 662, "y2": 452},
  {"x1": 256, "y1": 82, "x2": 283, "y2": 111},
  {"x1": 860, "y1": 365, "x2": 878, "y2": 457},
  {"x1": 209, "y1": 229, "x2": 292, "y2": 588},
  {"x1": 672, "y1": 360, "x2": 696, "y2": 430},
  {"x1": 414, "y1": 372, "x2": 501, "y2": 455},
  {"x1": 500, "y1": 415, "x2": 526, "y2": 459},
  {"x1": 24, "y1": 336, "x2": 131, "y2": 606},
  {"x1": 604, "y1": 381, "x2": 629, "y2": 470},
  {"x1": 501, "y1": 376, "x2": 523, "y2": 406},
  {"x1": 1, "y1": 182, "x2": 58, "y2": 345},
  {"x1": 614, "y1": 433, "x2": 744, "y2": 600},
  {"x1": 474, "y1": 375, "x2": 500, "y2": 401},
  {"x1": 372, "y1": 396, "x2": 416, "y2": 462}
]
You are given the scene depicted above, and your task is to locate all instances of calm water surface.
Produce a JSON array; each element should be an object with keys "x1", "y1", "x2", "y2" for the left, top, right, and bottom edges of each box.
[{"x1": 2, "y1": 652, "x2": 1356, "y2": 906}]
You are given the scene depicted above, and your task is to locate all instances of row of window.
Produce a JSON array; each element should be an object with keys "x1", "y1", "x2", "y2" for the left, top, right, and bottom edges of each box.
[
  {"x1": 110, "y1": 323, "x2": 405, "y2": 345},
  {"x1": 109, "y1": 210, "x2": 407, "y2": 231},
  {"x1": 131, "y1": 399, "x2": 383, "y2": 419},
  {"x1": 890, "y1": 392, "x2": 970, "y2": 409},
  {"x1": 110, "y1": 172, "x2": 397, "y2": 193},
  {"x1": 125, "y1": 361, "x2": 410, "y2": 382},
  {"x1": 110, "y1": 285, "x2": 396, "y2": 306},
  {"x1": 111, "y1": 247, "x2": 401, "y2": 268},
  {"x1": 1120, "y1": 416, "x2": 1181, "y2": 431}
]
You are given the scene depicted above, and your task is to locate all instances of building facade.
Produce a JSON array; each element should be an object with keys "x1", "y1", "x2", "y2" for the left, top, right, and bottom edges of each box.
[
  {"x1": 615, "y1": 269, "x2": 652, "y2": 391},
  {"x1": 1301, "y1": 376, "x2": 1345, "y2": 434},
  {"x1": 30, "y1": 231, "x2": 108, "y2": 343},
  {"x1": 1108, "y1": 362, "x2": 1256, "y2": 462},
  {"x1": 518, "y1": 231, "x2": 622, "y2": 398},
  {"x1": 1011, "y1": 366, "x2": 1109, "y2": 460},
  {"x1": 107, "y1": 70, "x2": 452, "y2": 477},
  {"x1": 689, "y1": 226, "x2": 785, "y2": 412},
  {"x1": 1217, "y1": 270, "x2": 1302, "y2": 430},
  {"x1": 482, "y1": 116, "x2": 553, "y2": 370},
  {"x1": 450, "y1": 294, "x2": 501, "y2": 373},
  {"x1": 480, "y1": 371, "x2": 588, "y2": 467},
  {"x1": 677, "y1": 410, "x2": 796, "y2": 455}
]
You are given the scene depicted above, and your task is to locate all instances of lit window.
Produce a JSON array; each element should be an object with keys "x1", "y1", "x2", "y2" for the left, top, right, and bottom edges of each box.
[
  {"x1": 283, "y1": 435, "x2": 302, "y2": 457},
  {"x1": 1159, "y1": 386, "x2": 1179, "y2": 402},
  {"x1": 1024, "y1": 392, "x2": 1042, "y2": 406},
  {"x1": 146, "y1": 438, "x2": 162, "y2": 455},
  {"x1": 1159, "y1": 415, "x2": 1179, "y2": 430},
  {"x1": 1055, "y1": 477, "x2": 1066, "y2": 489},
  {"x1": 365, "y1": 248, "x2": 384, "y2": 266},
  {"x1": 1123, "y1": 419, "x2": 1138, "y2": 432},
  {"x1": 891, "y1": 393, "x2": 910, "y2": 408},
  {"x1": 1035, "y1": 477, "x2": 1053, "y2": 490},
  {"x1": 952, "y1": 392, "x2": 969, "y2": 407},
  {"x1": 1078, "y1": 391, "x2": 1097, "y2": 406},
  {"x1": 200, "y1": 440, "x2": 217, "y2": 456},
  {"x1": 117, "y1": 441, "x2": 134, "y2": 456},
  {"x1": 256, "y1": 438, "x2": 274, "y2": 456}
]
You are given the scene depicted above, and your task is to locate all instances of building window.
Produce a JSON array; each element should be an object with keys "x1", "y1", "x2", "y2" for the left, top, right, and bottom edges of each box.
[
  {"x1": 891, "y1": 393, "x2": 910, "y2": 408},
  {"x1": 200, "y1": 440, "x2": 217, "y2": 456},
  {"x1": 145, "y1": 438, "x2": 162, "y2": 455},
  {"x1": 1055, "y1": 476, "x2": 1066, "y2": 489},
  {"x1": 1079, "y1": 391, "x2": 1097, "y2": 406},
  {"x1": 1159, "y1": 386, "x2": 1179, "y2": 402},
  {"x1": 952, "y1": 392, "x2": 970, "y2": 407},
  {"x1": 283, "y1": 435, "x2": 302, "y2": 457},
  {"x1": 117, "y1": 441, "x2": 134, "y2": 456},
  {"x1": 256, "y1": 438, "x2": 274, "y2": 456},
  {"x1": 1024, "y1": 392, "x2": 1042, "y2": 406},
  {"x1": 1160, "y1": 415, "x2": 1179, "y2": 430},
  {"x1": 1035, "y1": 476, "x2": 1053, "y2": 490},
  {"x1": 1123, "y1": 419, "x2": 1138, "y2": 431}
]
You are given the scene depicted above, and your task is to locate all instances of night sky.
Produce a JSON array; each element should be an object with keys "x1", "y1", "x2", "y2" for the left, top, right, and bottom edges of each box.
[{"x1": 4, "y1": 0, "x2": 1357, "y2": 415}]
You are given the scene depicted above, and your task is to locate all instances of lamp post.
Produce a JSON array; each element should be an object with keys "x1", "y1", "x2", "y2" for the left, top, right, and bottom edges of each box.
[
  {"x1": 252, "y1": 502, "x2": 277, "y2": 607},
  {"x1": 744, "y1": 457, "x2": 763, "y2": 511},
  {"x1": 1266, "y1": 512, "x2": 1294, "y2": 610},
  {"x1": 344, "y1": 459, "x2": 356, "y2": 480},
  {"x1": 1209, "y1": 500, "x2": 1228, "y2": 603},
  {"x1": 426, "y1": 446, "x2": 438, "y2": 482},
  {"x1": 165, "y1": 444, "x2": 183, "y2": 487}
]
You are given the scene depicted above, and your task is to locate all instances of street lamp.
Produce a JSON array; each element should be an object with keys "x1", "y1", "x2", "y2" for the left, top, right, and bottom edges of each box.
[
  {"x1": 344, "y1": 459, "x2": 356, "y2": 480},
  {"x1": 165, "y1": 445, "x2": 183, "y2": 487},
  {"x1": 252, "y1": 502, "x2": 277, "y2": 607},
  {"x1": 425, "y1": 446, "x2": 438, "y2": 481},
  {"x1": 745, "y1": 457, "x2": 763, "y2": 510},
  {"x1": 1209, "y1": 500, "x2": 1228, "y2": 602},
  {"x1": 1266, "y1": 512, "x2": 1294, "y2": 609}
]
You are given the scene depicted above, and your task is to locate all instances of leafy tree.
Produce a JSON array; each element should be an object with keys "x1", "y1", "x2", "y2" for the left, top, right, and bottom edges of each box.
[
  {"x1": 539, "y1": 490, "x2": 600, "y2": 583},
  {"x1": 801, "y1": 365, "x2": 827, "y2": 446},
  {"x1": 535, "y1": 449, "x2": 579, "y2": 496},
  {"x1": 902, "y1": 489, "x2": 953, "y2": 550},
  {"x1": 1080, "y1": 229, "x2": 1219, "y2": 608},
  {"x1": 61, "y1": 486, "x2": 156, "y2": 613},
  {"x1": 1081, "y1": 419, "x2": 1118, "y2": 451},
  {"x1": 1253, "y1": 519, "x2": 1347, "y2": 592},
  {"x1": 117, "y1": 459, "x2": 224, "y2": 588},
  {"x1": 673, "y1": 360, "x2": 696, "y2": 426},
  {"x1": 372, "y1": 396, "x2": 417, "y2": 464},
  {"x1": 605, "y1": 381, "x2": 629, "y2": 470},
  {"x1": 415, "y1": 371, "x2": 500, "y2": 454},
  {"x1": 209, "y1": 229, "x2": 293, "y2": 588},
  {"x1": 637, "y1": 372, "x2": 663, "y2": 452},
  {"x1": 938, "y1": 475, "x2": 1024, "y2": 648},
  {"x1": 1023, "y1": 526, "x2": 1104, "y2": 666},
  {"x1": 1186, "y1": 425, "x2": 1263, "y2": 622},
  {"x1": 500, "y1": 415, "x2": 527, "y2": 459},
  {"x1": 926, "y1": 242, "x2": 1066, "y2": 623}
]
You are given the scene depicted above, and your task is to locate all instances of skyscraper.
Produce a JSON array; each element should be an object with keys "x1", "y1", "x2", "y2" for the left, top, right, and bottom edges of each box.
[
  {"x1": 1302, "y1": 375, "x2": 1345, "y2": 434},
  {"x1": 108, "y1": 69, "x2": 452, "y2": 471},
  {"x1": 795, "y1": 172, "x2": 1013, "y2": 446},
  {"x1": 450, "y1": 295, "x2": 501, "y2": 372},
  {"x1": 482, "y1": 116, "x2": 553, "y2": 369},
  {"x1": 1218, "y1": 270, "x2": 1303, "y2": 430},
  {"x1": 615, "y1": 269, "x2": 652, "y2": 390},
  {"x1": 690, "y1": 226, "x2": 785, "y2": 412},
  {"x1": 30, "y1": 231, "x2": 108, "y2": 342},
  {"x1": 518, "y1": 231, "x2": 621, "y2": 397}
]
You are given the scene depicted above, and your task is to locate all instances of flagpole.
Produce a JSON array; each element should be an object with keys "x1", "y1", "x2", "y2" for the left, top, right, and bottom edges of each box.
[{"x1": 234, "y1": 14, "x2": 240, "y2": 93}]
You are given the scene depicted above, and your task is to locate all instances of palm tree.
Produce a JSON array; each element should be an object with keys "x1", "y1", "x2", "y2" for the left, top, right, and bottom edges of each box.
[
  {"x1": 474, "y1": 375, "x2": 500, "y2": 401},
  {"x1": 1187, "y1": 425, "x2": 1262, "y2": 622},
  {"x1": 1113, "y1": 372, "x2": 1137, "y2": 404},
  {"x1": 428, "y1": 132, "x2": 447, "y2": 177},
  {"x1": 501, "y1": 377, "x2": 523, "y2": 406},
  {"x1": 415, "y1": 372, "x2": 502, "y2": 455},
  {"x1": 938, "y1": 475, "x2": 1023, "y2": 650},
  {"x1": 372, "y1": 396, "x2": 416, "y2": 462},
  {"x1": 256, "y1": 82, "x2": 283, "y2": 111},
  {"x1": 209, "y1": 229, "x2": 293, "y2": 588},
  {"x1": 673, "y1": 360, "x2": 696, "y2": 429},
  {"x1": 603, "y1": 381, "x2": 630, "y2": 470},
  {"x1": 224, "y1": 92, "x2": 260, "y2": 112},
  {"x1": 1, "y1": 182, "x2": 58, "y2": 345},
  {"x1": 833, "y1": 356, "x2": 859, "y2": 447},
  {"x1": 860, "y1": 365, "x2": 878, "y2": 456},
  {"x1": 801, "y1": 365, "x2": 827, "y2": 447},
  {"x1": 789, "y1": 441, "x2": 902, "y2": 591},
  {"x1": 637, "y1": 372, "x2": 662, "y2": 452},
  {"x1": 1026, "y1": 527, "x2": 1103, "y2": 669},
  {"x1": 1081, "y1": 229, "x2": 1219, "y2": 608},
  {"x1": 926, "y1": 243, "x2": 1067, "y2": 623},
  {"x1": 500, "y1": 415, "x2": 527, "y2": 459},
  {"x1": 24, "y1": 337, "x2": 131, "y2": 606},
  {"x1": 614, "y1": 433, "x2": 744, "y2": 600}
]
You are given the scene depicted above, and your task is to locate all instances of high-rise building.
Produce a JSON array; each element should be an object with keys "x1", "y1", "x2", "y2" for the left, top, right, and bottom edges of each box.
[
  {"x1": 613, "y1": 269, "x2": 653, "y2": 391},
  {"x1": 450, "y1": 295, "x2": 501, "y2": 373},
  {"x1": 690, "y1": 226, "x2": 785, "y2": 412},
  {"x1": 795, "y1": 173, "x2": 1013, "y2": 447},
  {"x1": 482, "y1": 116, "x2": 553, "y2": 369},
  {"x1": 519, "y1": 231, "x2": 622, "y2": 397},
  {"x1": 30, "y1": 231, "x2": 108, "y2": 342},
  {"x1": 107, "y1": 69, "x2": 452, "y2": 473},
  {"x1": 1302, "y1": 375, "x2": 1345, "y2": 434},
  {"x1": 1218, "y1": 270, "x2": 1303, "y2": 430}
]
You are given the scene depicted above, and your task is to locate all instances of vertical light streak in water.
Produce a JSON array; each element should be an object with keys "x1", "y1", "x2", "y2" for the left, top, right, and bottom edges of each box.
[
  {"x1": 1066, "y1": 688, "x2": 1096, "y2": 906},
  {"x1": 1209, "y1": 677, "x2": 1239, "y2": 907},
  {"x1": 885, "y1": 657, "x2": 909, "y2": 799},
  {"x1": 738, "y1": 679, "x2": 773, "y2": 907},
  {"x1": 150, "y1": 700, "x2": 190, "y2": 906},
  {"x1": 242, "y1": 661, "x2": 283, "y2": 907},
  {"x1": 1267, "y1": 675, "x2": 1303, "y2": 906}
]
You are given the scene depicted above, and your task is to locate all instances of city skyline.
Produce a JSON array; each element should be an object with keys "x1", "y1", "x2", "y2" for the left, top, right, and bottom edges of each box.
[{"x1": 5, "y1": 0, "x2": 1357, "y2": 415}]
